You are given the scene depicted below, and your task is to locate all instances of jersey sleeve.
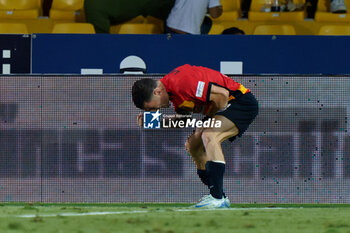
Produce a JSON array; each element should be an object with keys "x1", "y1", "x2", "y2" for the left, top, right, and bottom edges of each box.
[
  {"x1": 177, "y1": 77, "x2": 211, "y2": 103},
  {"x1": 164, "y1": 65, "x2": 215, "y2": 113},
  {"x1": 209, "y1": 0, "x2": 221, "y2": 8}
]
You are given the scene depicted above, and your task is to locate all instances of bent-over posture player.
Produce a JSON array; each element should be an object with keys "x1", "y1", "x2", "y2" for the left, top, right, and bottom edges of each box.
[{"x1": 132, "y1": 64, "x2": 258, "y2": 208}]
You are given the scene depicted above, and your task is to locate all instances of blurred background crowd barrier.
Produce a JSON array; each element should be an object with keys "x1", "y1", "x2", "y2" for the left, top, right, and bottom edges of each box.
[{"x1": 0, "y1": 75, "x2": 349, "y2": 203}]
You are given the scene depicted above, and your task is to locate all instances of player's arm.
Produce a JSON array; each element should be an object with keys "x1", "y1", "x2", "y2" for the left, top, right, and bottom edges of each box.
[
  {"x1": 208, "y1": 5, "x2": 223, "y2": 18},
  {"x1": 175, "y1": 109, "x2": 191, "y2": 115},
  {"x1": 206, "y1": 85, "x2": 229, "y2": 117}
]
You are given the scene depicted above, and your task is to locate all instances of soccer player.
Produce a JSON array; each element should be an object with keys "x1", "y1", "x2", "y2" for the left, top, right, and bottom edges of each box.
[{"x1": 132, "y1": 64, "x2": 258, "y2": 208}]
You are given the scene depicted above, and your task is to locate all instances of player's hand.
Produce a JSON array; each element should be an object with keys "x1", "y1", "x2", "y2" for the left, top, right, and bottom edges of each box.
[
  {"x1": 137, "y1": 112, "x2": 143, "y2": 127},
  {"x1": 205, "y1": 101, "x2": 216, "y2": 117}
]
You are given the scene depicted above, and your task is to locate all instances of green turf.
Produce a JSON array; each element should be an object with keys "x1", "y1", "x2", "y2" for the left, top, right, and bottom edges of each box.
[{"x1": 0, "y1": 203, "x2": 350, "y2": 233}]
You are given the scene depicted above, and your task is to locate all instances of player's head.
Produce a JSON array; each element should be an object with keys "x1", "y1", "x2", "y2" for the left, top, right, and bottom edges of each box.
[
  {"x1": 222, "y1": 27, "x2": 245, "y2": 35},
  {"x1": 132, "y1": 78, "x2": 170, "y2": 110}
]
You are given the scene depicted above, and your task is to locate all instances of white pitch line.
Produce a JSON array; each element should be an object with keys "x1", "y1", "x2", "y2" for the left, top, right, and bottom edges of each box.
[
  {"x1": 13, "y1": 207, "x2": 291, "y2": 218},
  {"x1": 17, "y1": 210, "x2": 149, "y2": 218}
]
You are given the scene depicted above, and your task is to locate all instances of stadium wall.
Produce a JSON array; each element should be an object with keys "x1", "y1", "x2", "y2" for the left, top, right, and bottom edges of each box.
[
  {"x1": 0, "y1": 75, "x2": 349, "y2": 203},
  {"x1": 29, "y1": 34, "x2": 350, "y2": 75}
]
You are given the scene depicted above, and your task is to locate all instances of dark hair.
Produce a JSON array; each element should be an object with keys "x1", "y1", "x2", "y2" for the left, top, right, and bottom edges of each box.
[
  {"x1": 132, "y1": 78, "x2": 158, "y2": 109},
  {"x1": 222, "y1": 27, "x2": 245, "y2": 35}
]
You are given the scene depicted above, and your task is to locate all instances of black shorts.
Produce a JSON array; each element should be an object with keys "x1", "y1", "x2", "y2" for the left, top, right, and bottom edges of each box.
[{"x1": 215, "y1": 92, "x2": 258, "y2": 142}]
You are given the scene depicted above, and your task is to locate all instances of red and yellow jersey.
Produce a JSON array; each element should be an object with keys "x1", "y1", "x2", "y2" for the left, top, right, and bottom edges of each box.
[{"x1": 160, "y1": 64, "x2": 250, "y2": 114}]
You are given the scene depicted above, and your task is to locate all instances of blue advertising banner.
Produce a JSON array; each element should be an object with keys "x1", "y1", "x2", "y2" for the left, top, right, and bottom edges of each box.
[{"x1": 32, "y1": 34, "x2": 350, "y2": 75}]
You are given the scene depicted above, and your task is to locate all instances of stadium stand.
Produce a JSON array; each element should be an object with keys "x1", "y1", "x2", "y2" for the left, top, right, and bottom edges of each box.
[
  {"x1": 0, "y1": 22, "x2": 29, "y2": 34},
  {"x1": 253, "y1": 24, "x2": 297, "y2": 34},
  {"x1": 318, "y1": 24, "x2": 350, "y2": 34},
  {"x1": 109, "y1": 16, "x2": 163, "y2": 34},
  {"x1": 117, "y1": 23, "x2": 162, "y2": 34},
  {"x1": 145, "y1": 16, "x2": 165, "y2": 31},
  {"x1": 0, "y1": 0, "x2": 41, "y2": 19},
  {"x1": 0, "y1": 0, "x2": 349, "y2": 35},
  {"x1": 212, "y1": 0, "x2": 241, "y2": 21},
  {"x1": 51, "y1": 22, "x2": 95, "y2": 33},
  {"x1": 248, "y1": 0, "x2": 306, "y2": 21},
  {"x1": 108, "y1": 16, "x2": 145, "y2": 34},
  {"x1": 209, "y1": 23, "x2": 226, "y2": 34},
  {"x1": 127, "y1": 15, "x2": 147, "y2": 23},
  {"x1": 49, "y1": 0, "x2": 84, "y2": 21},
  {"x1": 315, "y1": 0, "x2": 350, "y2": 22}
]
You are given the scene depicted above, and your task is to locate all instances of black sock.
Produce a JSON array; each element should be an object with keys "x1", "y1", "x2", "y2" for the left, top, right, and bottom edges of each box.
[
  {"x1": 205, "y1": 161, "x2": 225, "y2": 199},
  {"x1": 197, "y1": 169, "x2": 210, "y2": 186},
  {"x1": 197, "y1": 169, "x2": 226, "y2": 197}
]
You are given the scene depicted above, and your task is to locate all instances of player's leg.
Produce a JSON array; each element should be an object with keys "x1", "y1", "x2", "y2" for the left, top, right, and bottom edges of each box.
[
  {"x1": 186, "y1": 126, "x2": 227, "y2": 208},
  {"x1": 185, "y1": 128, "x2": 211, "y2": 187},
  {"x1": 201, "y1": 115, "x2": 239, "y2": 201},
  {"x1": 196, "y1": 93, "x2": 258, "y2": 208},
  {"x1": 185, "y1": 128, "x2": 206, "y2": 169},
  {"x1": 201, "y1": 115, "x2": 239, "y2": 161}
]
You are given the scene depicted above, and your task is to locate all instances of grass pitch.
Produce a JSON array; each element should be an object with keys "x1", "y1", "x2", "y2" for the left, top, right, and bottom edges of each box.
[{"x1": 0, "y1": 203, "x2": 350, "y2": 233}]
